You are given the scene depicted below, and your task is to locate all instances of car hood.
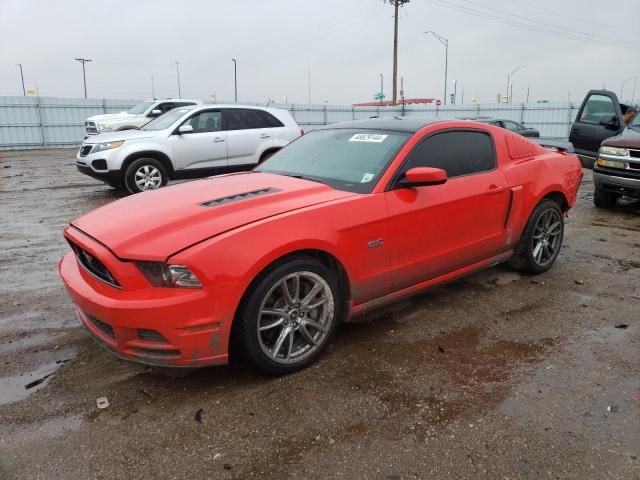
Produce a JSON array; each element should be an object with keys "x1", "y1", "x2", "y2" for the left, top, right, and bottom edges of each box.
[
  {"x1": 71, "y1": 172, "x2": 356, "y2": 261},
  {"x1": 601, "y1": 126, "x2": 640, "y2": 148},
  {"x1": 87, "y1": 112, "x2": 137, "y2": 123},
  {"x1": 83, "y1": 129, "x2": 157, "y2": 143}
]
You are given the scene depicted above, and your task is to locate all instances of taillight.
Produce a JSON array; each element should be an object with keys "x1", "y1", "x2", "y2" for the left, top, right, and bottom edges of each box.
[{"x1": 300, "y1": 128, "x2": 305, "y2": 136}]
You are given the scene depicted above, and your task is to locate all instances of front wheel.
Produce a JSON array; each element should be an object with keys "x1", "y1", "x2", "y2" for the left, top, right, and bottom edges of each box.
[
  {"x1": 509, "y1": 199, "x2": 564, "y2": 274},
  {"x1": 235, "y1": 256, "x2": 342, "y2": 375},
  {"x1": 593, "y1": 187, "x2": 618, "y2": 208},
  {"x1": 124, "y1": 158, "x2": 168, "y2": 194}
]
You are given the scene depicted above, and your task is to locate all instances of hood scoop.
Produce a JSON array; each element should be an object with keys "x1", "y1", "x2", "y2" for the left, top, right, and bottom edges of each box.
[{"x1": 201, "y1": 187, "x2": 281, "y2": 207}]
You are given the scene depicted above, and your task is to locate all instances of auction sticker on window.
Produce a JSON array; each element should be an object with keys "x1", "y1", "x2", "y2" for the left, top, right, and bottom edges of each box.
[{"x1": 349, "y1": 133, "x2": 388, "y2": 143}]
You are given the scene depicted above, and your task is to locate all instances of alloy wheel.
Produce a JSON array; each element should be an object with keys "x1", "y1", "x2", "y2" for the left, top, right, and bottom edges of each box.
[
  {"x1": 257, "y1": 271, "x2": 335, "y2": 365},
  {"x1": 134, "y1": 165, "x2": 162, "y2": 191},
  {"x1": 531, "y1": 208, "x2": 562, "y2": 267}
]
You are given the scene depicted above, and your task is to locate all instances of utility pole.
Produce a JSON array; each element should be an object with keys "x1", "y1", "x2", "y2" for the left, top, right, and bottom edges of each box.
[
  {"x1": 16, "y1": 64, "x2": 25, "y2": 96},
  {"x1": 151, "y1": 75, "x2": 155, "y2": 99},
  {"x1": 232, "y1": 58, "x2": 238, "y2": 102},
  {"x1": 380, "y1": 73, "x2": 384, "y2": 105},
  {"x1": 506, "y1": 65, "x2": 525, "y2": 103},
  {"x1": 75, "y1": 57, "x2": 91, "y2": 98},
  {"x1": 424, "y1": 31, "x2": 448, "y2": 105},
  {"x1": 452, "y1": 79, "x2": 457, "y2": 105},
  {"x1": 386, "y1": 0, "x2": 410, "y2": 105},
  {"x1": 175, "y1": 62, "x2": 182, "y2": 98}
]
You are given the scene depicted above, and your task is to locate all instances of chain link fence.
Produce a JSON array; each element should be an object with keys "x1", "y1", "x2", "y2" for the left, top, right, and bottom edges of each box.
[{"x1": 0, "y1": 96, "x2": 579, "y2": 150}]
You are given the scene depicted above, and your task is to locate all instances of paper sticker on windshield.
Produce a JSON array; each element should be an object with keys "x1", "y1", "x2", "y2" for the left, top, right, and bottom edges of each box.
[
  {"x1": 361, "y1": 173, "x2": 375, "y2": 183},
  {"x1": 349, "y1": 133, "x2": 388, "y2": 143}
]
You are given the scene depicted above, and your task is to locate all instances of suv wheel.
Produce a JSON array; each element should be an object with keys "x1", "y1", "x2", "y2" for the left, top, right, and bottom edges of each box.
[
  {"x1": 509, "y1": 199, "x2": 564, "y2": 274},
  {"x1": 124, "y1": 158, "x2": 168, "y2": 194},
  {"x1": 593, "y1": 187, "x2": 618, "y2": 208}
]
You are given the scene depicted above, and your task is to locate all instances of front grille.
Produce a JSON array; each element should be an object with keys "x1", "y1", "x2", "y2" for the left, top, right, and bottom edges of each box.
[
  {"x1": 201, "y1": 187, "x2": 281, "y2": 207},
  {"x1": 628, "y1": 162, "x2": 640, "y2": 170},
  {"x1": 68, "y1": 241, "x2": 121, "y2": 288},
  {"x1": 629, "y1": 149, "x2": 640, "y2": 159},
  {"x1": 85, "y1": 312, "x2": 115, "y2": 339},
  {"x1": 79, "y1": 145, "x2": 93, "y2": 157},
  {"x1": 85, "y1": 121, "x2": 98, "y2": 134}
]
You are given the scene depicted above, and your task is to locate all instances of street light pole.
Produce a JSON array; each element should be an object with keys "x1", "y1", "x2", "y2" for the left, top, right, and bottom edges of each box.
[
  {"x1": 75, "y1": 58, "x2": 92, "y2": 99},
  {"x1": 452, "y1": 79, "x2": 457, "y2": 105},
  {"x1": 175, "y1": 62, "x2": 181, "y2": 98},
  {"x1": 380, "y1": 73, "x2": 384, "y2": 105},
  {"x1": 424, "y1": 31, "x2": 448, "y2": 105},
  {"x1": 621, "y1": 76, "x2": 638, "y2": 102},
  {"x1": 506, "y1": 65, "x2": 525, "y2": 103},
  {"x1": 232, "y1": 58, "x2": 238, "y2": 102},
  {"x1": 151, "y1": 75, "x2": 155, "y2": 99},
  {"x1": 16, "y1": 64, "x2": 25, "y2": 96}
]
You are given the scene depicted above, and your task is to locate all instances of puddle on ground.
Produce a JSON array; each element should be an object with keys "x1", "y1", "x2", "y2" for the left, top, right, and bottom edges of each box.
[{"x1": 0, "y1": 348, "x2": 77, "y2": 406}]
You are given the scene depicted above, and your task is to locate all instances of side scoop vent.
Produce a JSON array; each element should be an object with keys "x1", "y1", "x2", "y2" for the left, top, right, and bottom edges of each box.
[{"x1": 201, "y1": 187, "x2": 281, "y2": 207}]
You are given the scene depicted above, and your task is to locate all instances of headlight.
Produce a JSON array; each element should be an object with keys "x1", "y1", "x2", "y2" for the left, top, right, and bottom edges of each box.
[
  {"x1": 98, "y1": 124, "x2": 113, "y2": 132},
  {"x1": 136, "y1": 262, "x2": 202, "y2": 288},
  {"x1": 596, "y1": 158, "x2": 625, "y2": 169},
  {"x1": 94, "y1": 140, "x2": 124, "y2": 152},
  {"x1": 599, "y1": 146, "x2": 629, "y2": 157}
]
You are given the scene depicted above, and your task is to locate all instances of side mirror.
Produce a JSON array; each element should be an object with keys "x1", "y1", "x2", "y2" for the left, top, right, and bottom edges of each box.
[
  {"x1": 148, "y1": 109, "x2": 163, "y2": 118},
  {"x1": 598, "y1": 114, "x2": 619, "y2": 130},
  {"x1": 177, "y1": 125, "x2": 194, "y2": 134},
  {"x1": 399, "y1": 167, "x2": 448, "y2": 188}
]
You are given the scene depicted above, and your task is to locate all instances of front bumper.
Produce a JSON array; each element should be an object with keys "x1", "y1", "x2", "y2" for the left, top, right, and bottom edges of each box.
[
  {"x1": 58, "y1": 228, "x2": 237, "y2": 367},
  {"x1": 593, "y1": 166, "x2": 640, "y2": 198},
  {"x1": 76, "y1": 164, "x2": 122, "y2": 186}
]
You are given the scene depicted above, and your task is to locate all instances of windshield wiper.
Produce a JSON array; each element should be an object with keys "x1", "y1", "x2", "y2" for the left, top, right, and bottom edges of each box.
[{"x1": 276, "y1": 172, "x2": 329, "y2": 186}]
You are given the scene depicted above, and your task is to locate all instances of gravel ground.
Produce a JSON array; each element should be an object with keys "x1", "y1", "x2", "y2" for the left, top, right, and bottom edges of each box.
[{"x1": 0, "y1": 149, "x2": 639, "y2": 480}]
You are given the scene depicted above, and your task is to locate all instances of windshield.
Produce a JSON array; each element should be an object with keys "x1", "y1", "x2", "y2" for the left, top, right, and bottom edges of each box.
[
  {"x1": 630, "y1": 111, "x2": 640, "y2": 129},
  {"x1": 141, "y1": 108, "x2": 191, "y2": 131},
  {"x1": 256, "y1": 128, "x2": 410, "y2": 193},
  {"x1": 128, "y1": 101, "x2": 155, "y2": 115}
]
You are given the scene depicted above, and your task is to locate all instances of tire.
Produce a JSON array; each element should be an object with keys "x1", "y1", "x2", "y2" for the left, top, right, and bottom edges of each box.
[
  {"x1": 124, "y1": 158, "x2": 168, "y2": 194},
  {"x1": 234, "y1": 255, "x2": 342, "y2": 375},
  {"x1": 509, "y1": 199, "x2": 564, "y2": 274},
  {"x1": 593, "y1": 187, "x2": 618, "y2": 208}
]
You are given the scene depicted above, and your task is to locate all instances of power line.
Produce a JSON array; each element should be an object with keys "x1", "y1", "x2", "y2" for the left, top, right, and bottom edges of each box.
[
  {"x1": 507, "y1": 0, "x2": 624, "y2": 31},
  {"x1": 424, "y1": 0, "x2": 640, "y2": 51},
  {"x1": 458, "y1": 0, "x2": 639, "y2": 49}
]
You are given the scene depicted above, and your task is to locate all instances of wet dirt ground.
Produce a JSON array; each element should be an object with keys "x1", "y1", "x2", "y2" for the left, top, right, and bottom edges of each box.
[{"x1": 0, "y1": 149, "x2": 639, "y2": 480}]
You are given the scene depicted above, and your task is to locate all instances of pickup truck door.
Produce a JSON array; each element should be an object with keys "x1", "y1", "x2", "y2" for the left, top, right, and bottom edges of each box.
[
  {"x1": 170, "y1": 109, "x2": 228, "y2": 170},
  {"x1": 569, "y1": 90, "x2": 625, "y2": 162}
]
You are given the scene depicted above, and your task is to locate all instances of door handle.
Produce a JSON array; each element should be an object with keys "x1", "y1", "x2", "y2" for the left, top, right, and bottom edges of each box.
[
  {"x1": 213, "y1": 137, "x2": 225, "y2": 143},
  {"x1": 259, "y1": 134, "x2": 271, "y2": 139},
  {"x1": 488, "y1": 185, "x2": 507, "y2": 193}
]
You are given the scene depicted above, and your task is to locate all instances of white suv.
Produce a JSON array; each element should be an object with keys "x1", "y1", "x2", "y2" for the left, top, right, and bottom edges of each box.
[
  {"x1": 84, "y1": 99, "x2": 202, "y2": 136},
  {"x1": 76, "y1": 104, "x2": 303, "y2": 193}
]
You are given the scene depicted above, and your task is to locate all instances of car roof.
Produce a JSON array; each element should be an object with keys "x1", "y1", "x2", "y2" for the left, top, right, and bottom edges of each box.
[{"x1": 315, "y1": 117, "x2": 440, "y2": 133}]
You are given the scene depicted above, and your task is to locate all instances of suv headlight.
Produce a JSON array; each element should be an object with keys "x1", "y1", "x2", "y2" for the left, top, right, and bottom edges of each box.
[
  {"x1": 136, "y1": 262, "x2": 202, "y2": 288},
  {"x1": 94, "y1": 140, "x2": 124, "y2": 152},
  {"x1": 98, "y1": 124, "x2": 113, "y2": 132},
  {"x1": 600, "y1": 146, "x2": 629, "y2": 157}
]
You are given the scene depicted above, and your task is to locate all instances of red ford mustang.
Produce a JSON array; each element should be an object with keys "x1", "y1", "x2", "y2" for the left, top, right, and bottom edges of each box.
[{"x1": 59, "y1": 118, "x2": 582, "y2": 374}]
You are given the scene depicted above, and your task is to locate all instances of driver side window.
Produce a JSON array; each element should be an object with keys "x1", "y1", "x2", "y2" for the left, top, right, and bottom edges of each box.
[{"x1": 578, "y1": 94, "x2": 616, "y2": 124}]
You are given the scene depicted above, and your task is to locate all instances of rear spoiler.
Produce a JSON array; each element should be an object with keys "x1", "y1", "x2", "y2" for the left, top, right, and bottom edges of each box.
[{"x1": 532, "y1": 139, "x2": 575, "y2": 153}]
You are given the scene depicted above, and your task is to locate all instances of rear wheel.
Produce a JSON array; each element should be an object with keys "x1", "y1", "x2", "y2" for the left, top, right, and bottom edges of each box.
[
  {"x1": 509, "y1": 199, "x2": 564, "y2": 274},
  {"x1": 124, "y1": 158, "x2": 168, "y2": 194},
  {"x1": 235, "y1": 256, "x2": 342, "y2": 375},
  {"x1": 593, "y1": 187, "x2": 618, "y2": 208}
]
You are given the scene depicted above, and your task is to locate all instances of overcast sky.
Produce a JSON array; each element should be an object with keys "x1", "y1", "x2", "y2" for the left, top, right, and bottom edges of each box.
[{"x1": 1, "y1": 0, "x2": 639, "y2": 105}]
